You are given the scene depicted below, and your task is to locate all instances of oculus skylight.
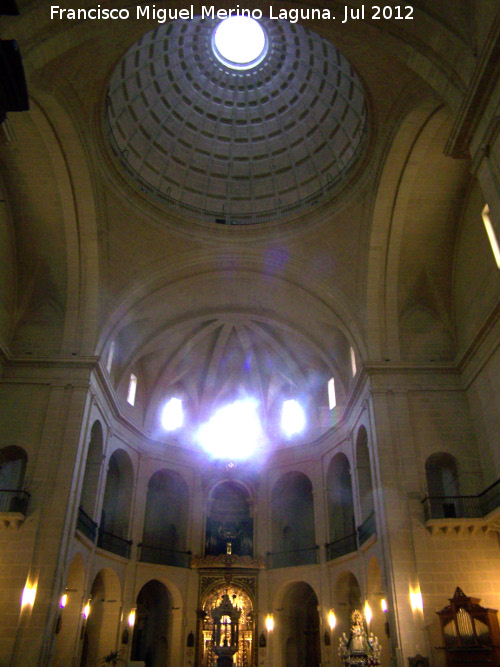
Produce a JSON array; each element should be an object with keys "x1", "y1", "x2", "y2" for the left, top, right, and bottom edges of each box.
[{"x1": 212, "y1": 17, "x2": 268, "y2": 70}]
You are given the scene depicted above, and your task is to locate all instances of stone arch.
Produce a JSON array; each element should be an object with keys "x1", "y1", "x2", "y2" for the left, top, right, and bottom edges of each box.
[
  {"x1": 366, "y1": 102, "x2": 468, "y2": 361},
  {"x1": 81, "y1": 568, "x2": 121, "y2": 667}
]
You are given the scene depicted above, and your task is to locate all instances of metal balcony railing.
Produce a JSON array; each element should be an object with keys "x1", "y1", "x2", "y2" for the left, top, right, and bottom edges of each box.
[
  {"x1": 422, "y1": 478, "x2": 500, "y2": 521},
  {"x1": 266, "y1": 545, "x2": 319, "y2": 569},
  {"x1": 97, "y1": 528, "x2": 132, "y2": 559},
  {"x1": 76, "y1": 506, "x2": 98, "y2": 543},
  {"x1": 357, "y1": 511, "x2": 376, "y2": 546},
  {"x1": 0, "y1": 488, "x2": 30, "y2": 515},
  {"x1": 138, "y1": 543, "x2": 191, "y2": 568},
  {"x1": 325, "y1": 532, "x2": 357, "y2": 561},
  {"x1": 421, "y1": 495, "x2": 482, "y2": 521}
]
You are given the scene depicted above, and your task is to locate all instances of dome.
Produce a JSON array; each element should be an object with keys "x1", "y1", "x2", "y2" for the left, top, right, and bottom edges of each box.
[{"x1": 106, "y1": 17, "x2": 367, "y2": 224}]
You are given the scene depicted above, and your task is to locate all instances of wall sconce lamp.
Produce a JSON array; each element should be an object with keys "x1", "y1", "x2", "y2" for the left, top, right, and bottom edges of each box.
[
  {"x1": 364, "y1": 601, "x2": 372, "y2": 627},
  {"x1": 381, "y1": 598, "x2": 390, "y2": 637},
  {"x1": 55, "y1": 592, "x2": 68, "y2": 634},
  {"x1": 82, "y1": 600, "x2": 91, "y2": 619},
  {"x1": 128, "y1": 608, "x2": 136, "y2": 627},
  {"x1": 410, "y1": 585, "x2": 423, "y2": 614},
  {"x1": 21, "y1": 581, "x2": 37, "y2": 610},
  {"x1": 328, "y1": 609, "x2": 336, "y2": 631},
  {"x1": 266, "y1": 613, "x2": 274, "y2": 632}
]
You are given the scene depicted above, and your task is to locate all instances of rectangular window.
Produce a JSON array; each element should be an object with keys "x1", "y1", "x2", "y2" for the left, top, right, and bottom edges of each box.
[
  {"x1": 350, "y1": 346, "x2": 357, "y2": 377},
  {"x1": 127, "y1": 373, "x2": 137, "y2": 406},
  {"x1": 328, "y1": 377, "x2": 336, "y2": 410},
  {"x1": 106, "y1": 341, "x2": 115, "y2": 374},
  {"x1": 482, "y1": 204, "x2": 500, "y2": 268}
]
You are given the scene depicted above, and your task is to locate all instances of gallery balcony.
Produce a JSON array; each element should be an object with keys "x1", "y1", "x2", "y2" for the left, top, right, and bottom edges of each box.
[
  {"x1": 0, "y1": 488, "x2": 30, "y2": 528},
  {"x1": 325, "y1": 532, "x2": 358, "y2": 561},
  {"x1": 97, "y1": 527, "x2": 132, "y2": 559},
  {"x1": 266, "y1": 545, "x2": 319, "y2": 569},
  {"x1": 421, "y1": 477, "x2": 500, "y2": 534},
  {"x1": 76, "y1": 506, "x2": 98, "y2": 543},
  {"x1": 138, "y1": 543, "x2": 192, "y2": 568}
]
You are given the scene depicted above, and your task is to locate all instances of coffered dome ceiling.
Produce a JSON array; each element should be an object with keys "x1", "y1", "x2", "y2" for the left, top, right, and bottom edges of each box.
[{"x1": 106, "y1": 17, "x2": 367, "y2": 224}]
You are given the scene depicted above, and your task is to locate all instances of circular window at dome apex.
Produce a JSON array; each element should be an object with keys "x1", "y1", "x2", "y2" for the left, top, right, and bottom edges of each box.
[
  {"x1": 106, "y1": 17, "x2": 367, "y2": 225},
  {"x1": 212, "y1": 17, "x2": 268, "y2": 70}
]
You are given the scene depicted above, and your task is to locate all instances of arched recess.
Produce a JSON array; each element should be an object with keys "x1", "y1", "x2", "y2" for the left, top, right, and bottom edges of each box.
[
  {"x1": 205, "y1": 480, "x2": 253, "y2": 557},
  {"x1": 99, "y1": 449, "x2": 134, "y2": 541},
  {"x1": 52, "y1": 553, "x2": 85, "y2": 667},
  {"x1": 131, "y1": 579, "x2": 173, "y2": 667},
  {"x1": 425, "y1": 452, "x2": 460, "y2": 518},
  {"x1": 326, "y1": 453, "x2": 355, "y2": 558},
  {"x1": 366, "y1": 101, "x2": 469, "y2": 361},
  {"x1": 281, "y1": 581, "x2": 321, "y2": 667},
  {"x1": 141, "y1": 469, "x2": 190, "y2": 566},
  {"x1": 333, "y1": 571, "x2": 362, "y2": 639},
  {"x1": 80, "y1": 568, "x2": 122, "y2": 667},
  {"x1": 271, "y1": 471, "x2": 316, "y2": 567},
  {"x1": 356, "y1": 427, "x2": 375, "y2": 525},
  {"x1": 79, "y1": 421, "x2": 104, "y2": 520}
]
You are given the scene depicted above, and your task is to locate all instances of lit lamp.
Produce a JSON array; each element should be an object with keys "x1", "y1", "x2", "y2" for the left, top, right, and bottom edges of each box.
[
  {"x1": 364, "y1": 601, "x2": 372, "y2": 627},
  {"x1": 410, "y1": 585, "x2": 423, "y2": 614},
  {"x1": 381, "y1": 598, "x2": 390, "y2": 637},
  {"x1": 328, "y1": 609, "x2": 336, "y2": 631},
  {"x1": 55, "y1": 593, "x2": 68, "y2": 634},
  {"x1": 266, "y1": 613, "x2": 274, "y2": 632},
  {"x1": 21, "y1": 581, "x2": 37, "y2": 610},
  {"x1": 122, "y1": 607, "x2": 136, "y2": 644}
]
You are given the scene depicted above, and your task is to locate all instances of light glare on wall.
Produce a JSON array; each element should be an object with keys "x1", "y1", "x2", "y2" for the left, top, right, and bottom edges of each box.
[{"x1": 266, "y1": 613, "x2": 274, "y2": 632}]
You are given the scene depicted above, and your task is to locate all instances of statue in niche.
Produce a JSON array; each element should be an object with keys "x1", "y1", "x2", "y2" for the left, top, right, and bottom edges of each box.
[{"x1": 338, "y1": 610, "x2": 381, "y2": 666}]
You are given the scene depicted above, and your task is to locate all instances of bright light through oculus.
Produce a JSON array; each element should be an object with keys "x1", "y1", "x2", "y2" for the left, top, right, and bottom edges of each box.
[
  {"x1": 161, "y1": 397, "x2": 183, "y2": 431},
  {"x1": 213, "y1": 17, "x2": 268, "y2": 70},
  {"x1": 281, "y1": 399, "x2": 306, "y2": 437},
  {"x1": 197, "y1": 399, "x2": 262, "y2": 459}
]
